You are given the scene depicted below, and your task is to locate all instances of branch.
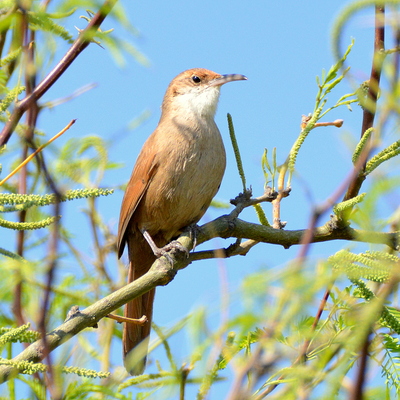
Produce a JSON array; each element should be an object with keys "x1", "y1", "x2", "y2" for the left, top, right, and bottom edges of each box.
[
  {"x1": 0, "y1": 242, "x2": 192, "y2": 383},
  {"x1": 0, "y1": 0, "x2": 118, "y2": 146},
  {"x1": 195, "y1": 215, "x2": 399, "y2": 251},
  {"x1": 343, "y1": 4, "x2": 385, "y2": 202},
  {"x1": 0, "y1": 211, "x2": 397, "y2": 383}
]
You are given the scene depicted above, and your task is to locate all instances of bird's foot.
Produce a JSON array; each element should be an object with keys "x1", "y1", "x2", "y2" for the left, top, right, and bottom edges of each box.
[
  {"x1": 160, "y1": 240, "x2": 189, "y2": 258},
  {"x1": 142, "y1": 230, "x2": 189, "y2": 264}
]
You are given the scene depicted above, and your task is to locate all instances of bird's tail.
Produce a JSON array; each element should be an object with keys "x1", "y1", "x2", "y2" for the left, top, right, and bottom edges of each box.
[{"x1": 123, "y1": 240, "x2": 156, "y2": 375}]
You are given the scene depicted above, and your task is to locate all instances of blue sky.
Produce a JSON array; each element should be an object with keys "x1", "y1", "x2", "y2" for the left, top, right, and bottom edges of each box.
[{"x1": 3, "y1": 0, "x2": 396, "y2": 398}]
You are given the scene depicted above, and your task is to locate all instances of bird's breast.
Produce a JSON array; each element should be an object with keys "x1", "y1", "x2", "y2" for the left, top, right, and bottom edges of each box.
[{"x1": 136, "y1": 118, "x2": 226, "y2": 241}]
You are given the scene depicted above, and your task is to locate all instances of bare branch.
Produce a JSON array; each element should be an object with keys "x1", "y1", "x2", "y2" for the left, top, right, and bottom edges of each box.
[{"x1": 196, "y1": 215, "x2": 399, "y2": 251}]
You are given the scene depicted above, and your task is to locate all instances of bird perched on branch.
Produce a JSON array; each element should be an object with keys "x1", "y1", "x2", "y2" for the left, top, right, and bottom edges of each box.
[{"x1": 117, "y1": 68, "x2": 247, "y2": 374}]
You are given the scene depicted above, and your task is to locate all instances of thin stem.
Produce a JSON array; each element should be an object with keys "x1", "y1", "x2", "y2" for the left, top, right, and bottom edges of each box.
[
  {"x1": 343, "y1": 5, "x2": 385, "y2": 203},
  {"x1": 0, "y1": 120, "x2": 76, "y2": 186},
  {"x1": 0, "y1": 0, "x2": 118, "y2": 146},
  {"x1": 348, "y1": 334, "x2": 370, "y2": 400}
]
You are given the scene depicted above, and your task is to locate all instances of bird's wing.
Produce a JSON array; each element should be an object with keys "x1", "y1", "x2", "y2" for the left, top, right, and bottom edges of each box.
[{"x1": 117, "y1": 148, "x2": 159, "y2": 258}]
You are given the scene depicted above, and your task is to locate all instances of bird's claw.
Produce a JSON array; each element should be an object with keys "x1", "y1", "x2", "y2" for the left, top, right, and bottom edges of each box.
[
  {"x1": 150, "y1": 240, "x2": 189, "y2": 265},
  {"x1": 161, "y1": 240, "x2": 189, "y2": 258}
]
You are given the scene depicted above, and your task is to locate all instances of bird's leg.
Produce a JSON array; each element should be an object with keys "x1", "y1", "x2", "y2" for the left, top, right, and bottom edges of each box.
[
  {"x1": 142, "y1": 230, "x2": 189, "y2": 263},
  {"x1": 107, "y1": 313, "x2": 148, "y2": 325}
]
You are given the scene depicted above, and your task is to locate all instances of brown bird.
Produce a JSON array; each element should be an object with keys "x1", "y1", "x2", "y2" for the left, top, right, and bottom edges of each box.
[{"x1": 117, "y1": 68, "x2": 247, "y2": 374}]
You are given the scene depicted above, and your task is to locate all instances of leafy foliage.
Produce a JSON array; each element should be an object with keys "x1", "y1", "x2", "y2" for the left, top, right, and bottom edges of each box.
[
  {"x1": 382, "y1": 334, "x2": 400, "y2": 395},
  {"x1": 0, "y1": 1, "x2": 399, "y2": 399}
]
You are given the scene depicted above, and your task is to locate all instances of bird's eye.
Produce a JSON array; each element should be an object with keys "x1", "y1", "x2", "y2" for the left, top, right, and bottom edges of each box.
[{"x1": 192, "y1": 75, "x2": 201, "y2": 84}]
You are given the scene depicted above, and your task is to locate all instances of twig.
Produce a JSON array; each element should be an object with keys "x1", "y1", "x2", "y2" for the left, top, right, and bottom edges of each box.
[
  {"x1": 229, "y1": 188, "x2": 277, "y2": 219},
  {"x1": 189, "y1": 239, "x2": 259, "y2": 261},
  {"x1": 271, "y1": 160, "x2": 290, "y2": 229},
  {"x1": 342, "y1": 4, "x2": 385, "y2": 203},
  {"x1": 227, "y1": 113, "x2": 247, "y2": 192},
  {"x1": 0, "y1": 0, "x2": 117, "y2": 146},
  {"x1": 0, "y1": 120, "x2": 76, "y2": 186},
  {"x1": 179, "y1": 364, "x2": 193, "y2": 400},
  {"x1": 349, "y1": 333, "x2": 370, "y2": 400},
  {"x1": 314, "y1": 119, "x2": 343, "y2": 128}
]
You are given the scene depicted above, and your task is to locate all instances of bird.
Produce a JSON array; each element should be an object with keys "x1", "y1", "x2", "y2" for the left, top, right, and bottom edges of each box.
[{"x1": 117, "y1": 68, "x2": 247, "y2": 374}]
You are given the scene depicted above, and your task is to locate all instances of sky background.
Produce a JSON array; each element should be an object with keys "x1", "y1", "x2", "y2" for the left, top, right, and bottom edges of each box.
[{"x1": 2, "y1": 0, "x2": 398, "y2": 398}]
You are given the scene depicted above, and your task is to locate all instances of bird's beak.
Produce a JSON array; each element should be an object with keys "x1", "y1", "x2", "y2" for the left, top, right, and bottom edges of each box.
[{"x1": 209, "y1": 74, "x2": 247, "y2": 87}]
